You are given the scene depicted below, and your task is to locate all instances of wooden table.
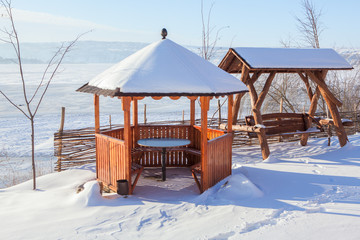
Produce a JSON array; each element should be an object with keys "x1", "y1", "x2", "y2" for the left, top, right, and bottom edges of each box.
[{"x1": 137, "y1": 138, "x2": 191, "y2": 181}]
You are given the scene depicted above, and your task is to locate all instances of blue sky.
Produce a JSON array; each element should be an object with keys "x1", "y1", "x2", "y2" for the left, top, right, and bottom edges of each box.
[{"x1": 3, "y1": 0, "x2": 360, "y2": 48}]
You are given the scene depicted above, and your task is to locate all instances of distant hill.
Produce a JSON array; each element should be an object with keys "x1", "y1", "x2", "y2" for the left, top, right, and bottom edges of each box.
[{"x1": 0, "y1": 41, "x2": 358, "y2": 66}]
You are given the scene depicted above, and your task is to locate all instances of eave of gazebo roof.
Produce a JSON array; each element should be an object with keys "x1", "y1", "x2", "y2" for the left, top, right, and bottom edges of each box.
[{"x1": 77, "y1": 83, "x2": 247, "y2": 98}]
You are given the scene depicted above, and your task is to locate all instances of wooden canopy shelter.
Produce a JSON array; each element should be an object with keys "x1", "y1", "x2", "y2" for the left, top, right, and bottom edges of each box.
[
  {"x1": 219, "y1": 47, "x2": 353, "y2": 160},
  {"x1": 77, "y1": 38, "x2": 248, "y2": 194}
]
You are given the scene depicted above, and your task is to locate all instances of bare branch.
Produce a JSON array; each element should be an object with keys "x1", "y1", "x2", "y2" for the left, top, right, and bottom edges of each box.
[
  {"x1": 33, "y1": 32, "x2": 87, "y2": 116},
  {"x1": 0, "y1": 90, "x2": 30, "y2": 119},
  {"x1": 29, "y1": 43, "x2": 65, "y2": 104},
  {"x1": 296, "y1": 0, "x2": 323, "y2": 48}
]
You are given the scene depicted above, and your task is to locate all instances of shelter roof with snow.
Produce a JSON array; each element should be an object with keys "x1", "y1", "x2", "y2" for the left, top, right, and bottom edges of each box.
[
  {"x1": 219, "y1": 47, "x2": 353, "y2": 73},
  {"x1": 77, "y1": 39, "x2": 248, "y2": 97}
]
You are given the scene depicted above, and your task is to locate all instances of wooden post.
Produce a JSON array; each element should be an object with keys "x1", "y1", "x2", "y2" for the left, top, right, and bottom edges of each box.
[
  {"x1": 218, "y1": 99, "x2": 221, "y2": 126},
  {"x1": 247, "y1": 71, "x2": 275, "y2": 160},
  {"x1": 300, "y1": 87, "x2": 320, "y2": 146},
  {"x1": 122, "y1": 97, "x2": 132, "y2": 194},
  {"x1": 308, "y1": 71, "x2": 348, "y2": 147},
  {"x1": 182, "y1": 110, "x2": 185, "y2": 124},
  {"x1": 279, "y1": 98, "x2": 283, "y2": 113},
  {"x1": 109, "y1": 115, "x2": 112, "y2": 129},
  {"x1": 321, "y1": 92, "x2": 348, "y2": 147},
  {"x1": 190, "y1": 98, "x2": 196, "y2": 125},
  {"x1": 94, "y1": 94, "x2": 100, "y2": 134},
  {"x1": 252, "y1": 108, "x2": 270, "y2": 159},
  {"x1": 200, "y1": 96, "x2": 210, "y2": 192},
  {"x1": 57, "y1": 107, "x2": 65, "y2": 172},
  {"x1": 133, "y1": 98, "x2": 138, "y2": 147},
  {"x1": 144, "y1": 104, "x2": 147, "y2": 124},
  {"x1": 227, "y1": 95, "x2": 233, "y2": 133}
]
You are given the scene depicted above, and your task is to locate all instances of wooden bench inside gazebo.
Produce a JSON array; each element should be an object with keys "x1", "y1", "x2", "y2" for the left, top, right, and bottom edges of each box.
[
  {"x1": 218, "y1": 47, "x2": 353, "y2": 160},
  {"x1": 77, "y1": 34, "x2": 248, "y2": 195}
]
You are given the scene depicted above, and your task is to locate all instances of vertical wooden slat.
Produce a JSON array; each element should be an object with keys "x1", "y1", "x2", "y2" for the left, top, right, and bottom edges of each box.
[
  {"x1": 133, "y1": 99, "x2": 139, "y2": 147},
  {"x1": 228, "y1": 95, "x2": 233, "y2": 133},
  {"x1": 94, "y1": 94, "x2": 100, "y2": 134}
]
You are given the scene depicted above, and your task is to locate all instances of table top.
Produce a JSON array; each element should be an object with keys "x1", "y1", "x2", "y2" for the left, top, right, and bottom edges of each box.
[{"x1": 137, "y1": 138, "x2": 191, "y2": 148}]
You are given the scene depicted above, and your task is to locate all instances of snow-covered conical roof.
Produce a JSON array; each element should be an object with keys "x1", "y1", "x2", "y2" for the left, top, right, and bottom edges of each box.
[{"x1": 77, "y1": 39, "x2": 248, "y2": 97}]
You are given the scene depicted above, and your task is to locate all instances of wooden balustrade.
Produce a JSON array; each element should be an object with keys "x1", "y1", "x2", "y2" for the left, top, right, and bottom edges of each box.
[
  {"x1": 97, "y1": 124, "x2": 231, "y2": 192},
  {"x1": 205, "y1": 133, "x2": 233, "y2": 188},
  {"x1": 100, "y1": 125, "x2": 226, "y2": 167},
  {"x1": 102, "y1": 127, "x2": 125, "y2": 140},
  {"x1": 96, "y1": 133, "x2": 127, "y2": 192}
]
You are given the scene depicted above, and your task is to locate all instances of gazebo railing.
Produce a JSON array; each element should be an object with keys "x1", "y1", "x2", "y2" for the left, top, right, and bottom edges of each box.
[
  {"x1": 96, "y1": 124, "x2": 232, "y2": 192},
  {"x1": 205, "y1": 133, "x2": 233, "y2": 188},
  {"x1": 95, "y1": 133, "x2": 127, "y2": 190}
]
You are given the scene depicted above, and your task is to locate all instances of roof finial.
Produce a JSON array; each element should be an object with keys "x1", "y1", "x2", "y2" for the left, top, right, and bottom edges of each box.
[{"x1": 161, "y1": 28, "x2": 167, "y2": 40}]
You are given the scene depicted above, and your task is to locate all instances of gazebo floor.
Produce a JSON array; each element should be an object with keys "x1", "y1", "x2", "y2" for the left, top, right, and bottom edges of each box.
[{"x1": 103, "y1": 168, "x2": 200, "y2": 201}]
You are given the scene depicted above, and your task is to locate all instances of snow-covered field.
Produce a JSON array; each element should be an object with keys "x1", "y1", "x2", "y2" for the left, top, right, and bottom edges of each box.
[
  {"x1": 1, "y1": 63, "x2": 360, "y2": 239},
  {"x1": 1, "y1": 134, "x2": 360, "y2": 239},
  {"x1": 0, "y1": 64, "x2": 230, "y2": 158}
]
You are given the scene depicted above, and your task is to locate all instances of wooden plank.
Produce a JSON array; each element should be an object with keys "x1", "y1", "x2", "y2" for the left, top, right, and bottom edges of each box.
[
  {"x1": 265, "y1": 124, "x2": 305, "y2": 135},
  {"x1": 263, "y1": 119, "x2": 304, "y2": 127},
  {"x1": 94, "y1": 94, "x2": 100, "y2": 134},
  {"x1": 206, "y1": 134, "x2": 232, "y2": 189},
  {"x1": 261, "y1": 112, "x2": 304, "y2": 120}
]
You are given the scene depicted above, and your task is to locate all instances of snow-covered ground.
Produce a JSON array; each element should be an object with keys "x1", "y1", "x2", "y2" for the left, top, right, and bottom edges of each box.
[
  {"x1": 1, "y1": 134, "x2": 360, "y2": 239},
  {"x1": 2, "y1": 63, "x2": 360, "y2": 239}
]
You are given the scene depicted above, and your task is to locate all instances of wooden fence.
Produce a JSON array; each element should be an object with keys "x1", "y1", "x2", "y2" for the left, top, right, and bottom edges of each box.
[{"x1": 54, "y1": 111, "x2": 360, "y2": 171}]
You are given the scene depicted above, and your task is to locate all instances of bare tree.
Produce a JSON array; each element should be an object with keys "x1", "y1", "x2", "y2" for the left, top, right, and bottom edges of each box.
[
  {"x1": 200, "y1": 0, "x2": 228, "y2": 61},
  {"x1": 295, "y1": 0, "x2": 329, "y2": 113},
  {"x1": 296, "y1": 0, "x2": 323, "y2": 48},
  {"x1": 0, "y1": 0, "x2": 83, "y2": 190}
]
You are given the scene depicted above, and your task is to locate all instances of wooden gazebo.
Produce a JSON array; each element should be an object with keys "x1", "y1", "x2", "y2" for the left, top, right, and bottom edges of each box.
[
  {"x1": 219, "y1": 47, "x2": 353, "y2": 159},
  {"x1": 77, "y1": 38, "x2": 248, "y2": 194}
]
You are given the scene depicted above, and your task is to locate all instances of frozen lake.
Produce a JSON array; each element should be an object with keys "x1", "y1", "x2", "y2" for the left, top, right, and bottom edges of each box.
[{"x1": 0, "y1": 64, "x2": 243, "y2": 158}]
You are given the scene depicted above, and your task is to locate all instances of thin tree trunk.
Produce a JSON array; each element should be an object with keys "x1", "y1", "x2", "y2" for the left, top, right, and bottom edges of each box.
[{"x1": 31, "y1": 118, "x2": 36, "y2": 190}]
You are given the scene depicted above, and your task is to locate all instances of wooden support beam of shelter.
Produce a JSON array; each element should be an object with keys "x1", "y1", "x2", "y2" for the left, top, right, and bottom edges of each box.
[{"x1": 219, "y1": 47, "x2": 353, "y2": 160}]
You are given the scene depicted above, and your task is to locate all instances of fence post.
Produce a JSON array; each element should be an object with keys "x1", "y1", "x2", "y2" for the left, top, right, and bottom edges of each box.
[
  {"x1": 354, "y1": 104, "x2": 358, "y2": 133},
  {"x1": 218, "y1": 99, "x2": 221, "y2": 126},
  {"x1": 109, "y1": 115, "x2": 112, "y2": 129},
  {"x1": 57, "y1": 107, "x2": 65, "y2": 172},
  {"x1": 144, "y1": 104, "x2": 147, "y2": 124}
]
